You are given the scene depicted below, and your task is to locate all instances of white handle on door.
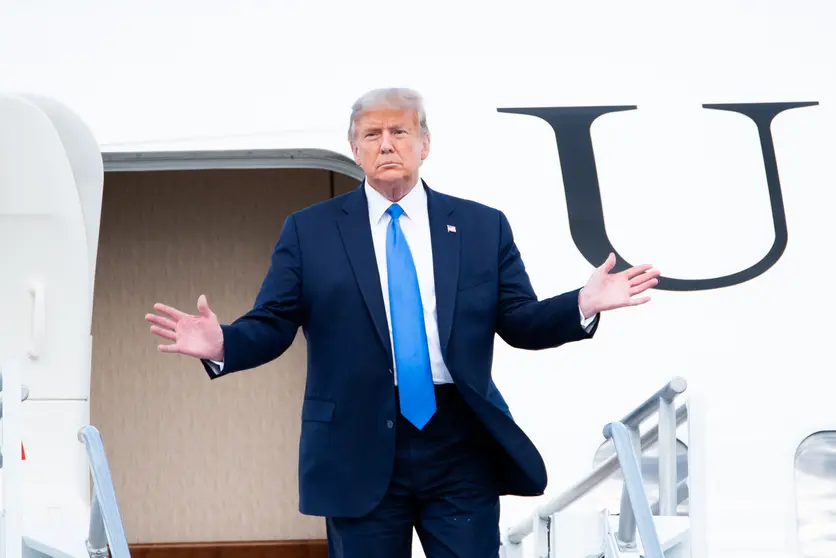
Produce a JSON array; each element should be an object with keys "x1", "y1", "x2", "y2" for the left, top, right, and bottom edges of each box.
[{"x1": 28, "y1": 281, "x2": 45, "y2": 359}]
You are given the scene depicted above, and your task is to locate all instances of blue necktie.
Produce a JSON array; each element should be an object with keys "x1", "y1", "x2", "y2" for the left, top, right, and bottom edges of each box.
[{"x1": 386, "y1": 203, "x2": 436, "y2": 429}]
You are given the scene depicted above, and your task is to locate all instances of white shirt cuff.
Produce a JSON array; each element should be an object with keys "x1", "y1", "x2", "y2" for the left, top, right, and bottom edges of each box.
[
  {"x1": 579, "y1": 305, "x2": 597, "y2": 332},
  {"x1": 207, "y1": 359, "x2": 224, "y2": 374}
]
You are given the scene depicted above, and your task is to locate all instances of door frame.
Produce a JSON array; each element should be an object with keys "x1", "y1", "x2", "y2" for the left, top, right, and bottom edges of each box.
[{"x1": 101, "y1": 148, "x2": 364, "y2": 180}]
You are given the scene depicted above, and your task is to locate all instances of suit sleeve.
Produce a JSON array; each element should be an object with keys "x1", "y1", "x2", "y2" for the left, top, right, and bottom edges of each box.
[
  {"x1": 495, "y1": 210, "x2": 598, "y2": 350},
  {"x1": 201, "y1": 214, "x2": 304, "y2": 378}
]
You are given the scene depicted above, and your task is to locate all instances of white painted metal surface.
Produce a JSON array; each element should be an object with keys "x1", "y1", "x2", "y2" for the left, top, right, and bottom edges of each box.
[
  {"x1": 0, "y1": 92, "x2": 100, "y2": 558},
  {"x1": 2, "y1": 360, "x2": 24, "y2": 558}
]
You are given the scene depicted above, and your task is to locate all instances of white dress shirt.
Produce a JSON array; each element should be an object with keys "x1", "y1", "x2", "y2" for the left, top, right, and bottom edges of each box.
[
  {"x1": 208, "y1": 178, "x2": 597, "y2": 378},
  {"x1": 365, "y1": 179, "x2": 453, "y2": 384}
]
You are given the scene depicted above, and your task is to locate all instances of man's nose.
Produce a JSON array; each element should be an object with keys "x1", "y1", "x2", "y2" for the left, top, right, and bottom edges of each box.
[{"x1": 379, "y1": 132, "x2": 395, "y2": 153}]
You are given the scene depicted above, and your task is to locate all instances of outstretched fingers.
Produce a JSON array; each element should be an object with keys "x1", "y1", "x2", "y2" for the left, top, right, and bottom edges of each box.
[
  {"x1": 629, "y1": 267, "x2": 659, "y2": 301},
  {"x1": 150, "y1": 325, "x2": 176, "y2": 341},
  {"x1": 153, "y1": 303, "x2": 186, "y2": 321},
  {"x1": 628, "y1": 295, "x2": 651, "y2": 306},
  {"x1": 630, "y1": 269, "x2": 660, "y2": 287},
  {"x1": 145, "y1": 313, "x2": 177, "y2": 330},
  {"x1": 147, "y1": 304, "x2": 183, "y2": 352},
  {"x1": 157, "y1": 342, "x2": 182, "y2": 353},
  {"x1": 624, "y1": 264, "x2": 654, "y2": 280},
  {"x1": 630, "y1": 276, "x2": 659, "y2": 296},
  {"x1": 196, "y1": 294, "x2": 214, "y2": 318},
  {"x1": 599, "y1": 252, "x2": 617, "y2": 273}
]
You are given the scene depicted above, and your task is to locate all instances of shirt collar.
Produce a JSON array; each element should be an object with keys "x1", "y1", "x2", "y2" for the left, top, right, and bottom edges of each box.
[{"x1": 364, "y1": 177, "x2": 427, "y2": 224}]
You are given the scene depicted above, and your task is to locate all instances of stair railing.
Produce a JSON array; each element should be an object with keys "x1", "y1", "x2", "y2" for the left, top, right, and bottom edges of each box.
[
  {"x1": 501, "y1": 377, "x2": 688, "y2": 557},
  {"x1": 602, "y1": 421, "x2": 664, "y2": 557},
  {"x1": 77, "y1": 425, "x2": 131, "y2": 558}
]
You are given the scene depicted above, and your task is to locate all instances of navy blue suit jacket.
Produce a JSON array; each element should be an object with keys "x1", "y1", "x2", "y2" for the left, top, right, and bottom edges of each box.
[{"x1": 202, "y1": 182, "x2": 598, "y2": 518}]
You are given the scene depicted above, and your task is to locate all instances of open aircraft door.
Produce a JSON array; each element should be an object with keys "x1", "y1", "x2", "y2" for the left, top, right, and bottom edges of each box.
[{"x1": 1, "y1": 91, "x2": 106, "y2": 558}]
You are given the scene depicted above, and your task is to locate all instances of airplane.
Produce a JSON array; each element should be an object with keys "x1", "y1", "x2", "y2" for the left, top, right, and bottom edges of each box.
[{"x1": 1, "y1": 2, "x2": 835, "y2": 558}]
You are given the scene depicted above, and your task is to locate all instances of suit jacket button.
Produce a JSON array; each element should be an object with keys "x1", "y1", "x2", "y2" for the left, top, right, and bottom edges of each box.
[{"x1": 386, "y1": 420, "x2": 394, "y2": 429}]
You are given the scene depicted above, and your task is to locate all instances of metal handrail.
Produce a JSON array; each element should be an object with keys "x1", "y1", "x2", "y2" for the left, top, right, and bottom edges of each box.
[
  {"x1": 650, "y1": 478, "x2": 689, "y2": 515},
  {"x1": 607, "y1": 421, "x2": 664, "y2": 558},
  {"x1": 504, "y1": 402, "x2": 687, "y2": 545},
  {"x1": 503, "y1": 377, "x2": 688, "y2": 550},
  {"x1": 78, "y1": 425, "x2": 131, "y2": 558},
  {"x1": 602, "y1": 377, "x2": 686, "y2": 438}
]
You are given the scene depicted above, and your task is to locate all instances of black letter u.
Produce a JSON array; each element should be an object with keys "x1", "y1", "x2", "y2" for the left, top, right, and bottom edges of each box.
[{"x1": 498, "y1": 102, "x2": 817, "y2": 291}]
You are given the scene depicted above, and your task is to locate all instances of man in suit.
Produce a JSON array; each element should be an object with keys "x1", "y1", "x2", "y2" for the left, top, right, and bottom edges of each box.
[{"x1": 146, "y1": 87, "x2": 659, "y2": 557}]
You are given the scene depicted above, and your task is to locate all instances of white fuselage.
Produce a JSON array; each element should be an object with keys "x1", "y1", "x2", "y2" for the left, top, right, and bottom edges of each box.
[{"x1": 2, "y1": 2, "x2": 835, "y2": 557}]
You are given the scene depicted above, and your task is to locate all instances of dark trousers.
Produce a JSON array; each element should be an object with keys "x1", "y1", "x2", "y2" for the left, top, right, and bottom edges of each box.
[{"x1": 326, "y1": 385, "x2": 501, "y2": 558}]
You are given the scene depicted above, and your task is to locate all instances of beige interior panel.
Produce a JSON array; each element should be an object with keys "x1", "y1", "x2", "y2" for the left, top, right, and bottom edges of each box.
[
  {"x1": 333, "y1": 170, "x2": 360, "y2": 196},
  {"x1": 90, "y1": 168, "x2": 342, "y2": 543}
]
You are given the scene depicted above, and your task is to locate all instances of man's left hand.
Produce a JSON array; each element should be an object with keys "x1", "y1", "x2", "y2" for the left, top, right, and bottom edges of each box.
[{"x1": 578, "y1": 253, "x2": 660, "y2": 318}]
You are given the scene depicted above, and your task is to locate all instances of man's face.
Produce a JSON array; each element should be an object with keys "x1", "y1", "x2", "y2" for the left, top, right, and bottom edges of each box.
[{"x1": 351, "y1": 107, "x2": 430, "y2": 188}]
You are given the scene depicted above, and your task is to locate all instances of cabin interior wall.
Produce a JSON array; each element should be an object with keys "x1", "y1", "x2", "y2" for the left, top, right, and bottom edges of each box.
[{"x1": 90, "y1": 167, "x2": 359, "y2": 544}]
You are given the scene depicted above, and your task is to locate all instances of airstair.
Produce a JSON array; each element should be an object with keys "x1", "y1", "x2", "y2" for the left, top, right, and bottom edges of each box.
[{"x1": 500, "y1": 378, "x2": 693, "y2": 557}]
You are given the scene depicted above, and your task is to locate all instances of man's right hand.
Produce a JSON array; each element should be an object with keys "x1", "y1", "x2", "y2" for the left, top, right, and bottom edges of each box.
[{"x1": 145, "y1": 294, "x2": 224, "y2": 361}]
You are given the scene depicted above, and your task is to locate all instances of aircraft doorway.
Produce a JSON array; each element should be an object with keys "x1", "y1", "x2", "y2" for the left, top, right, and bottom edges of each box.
[{"x1": 90, "y1": 150, "x2": 361, "y2": 548}]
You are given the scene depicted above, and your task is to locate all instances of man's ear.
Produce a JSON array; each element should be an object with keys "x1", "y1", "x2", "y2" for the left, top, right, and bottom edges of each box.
[
  {"x1": 350, "y1": 141, "x2": 361, "y2": 165},
  {"x1": 421, "y1": 132, "x2": 431, "y2": 161}
]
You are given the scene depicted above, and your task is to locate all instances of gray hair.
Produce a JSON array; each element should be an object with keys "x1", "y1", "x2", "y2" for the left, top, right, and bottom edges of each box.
[{"x1": 347, "y1": 87, "x2": 430, "y2": 142}]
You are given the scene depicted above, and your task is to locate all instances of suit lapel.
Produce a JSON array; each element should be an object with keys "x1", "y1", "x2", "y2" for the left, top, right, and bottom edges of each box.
[
  {"x1": 337, "y1": 186, "x2": 393, "y2": 366},
  {"x1": 426, "y1": 183, "x2": 459, "y2": 356}
]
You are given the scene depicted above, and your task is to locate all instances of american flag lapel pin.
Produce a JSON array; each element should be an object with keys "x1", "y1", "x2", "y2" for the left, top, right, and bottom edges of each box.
[{"x1": 447, "y1": 224, "x2": 456, "y2": 233}]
